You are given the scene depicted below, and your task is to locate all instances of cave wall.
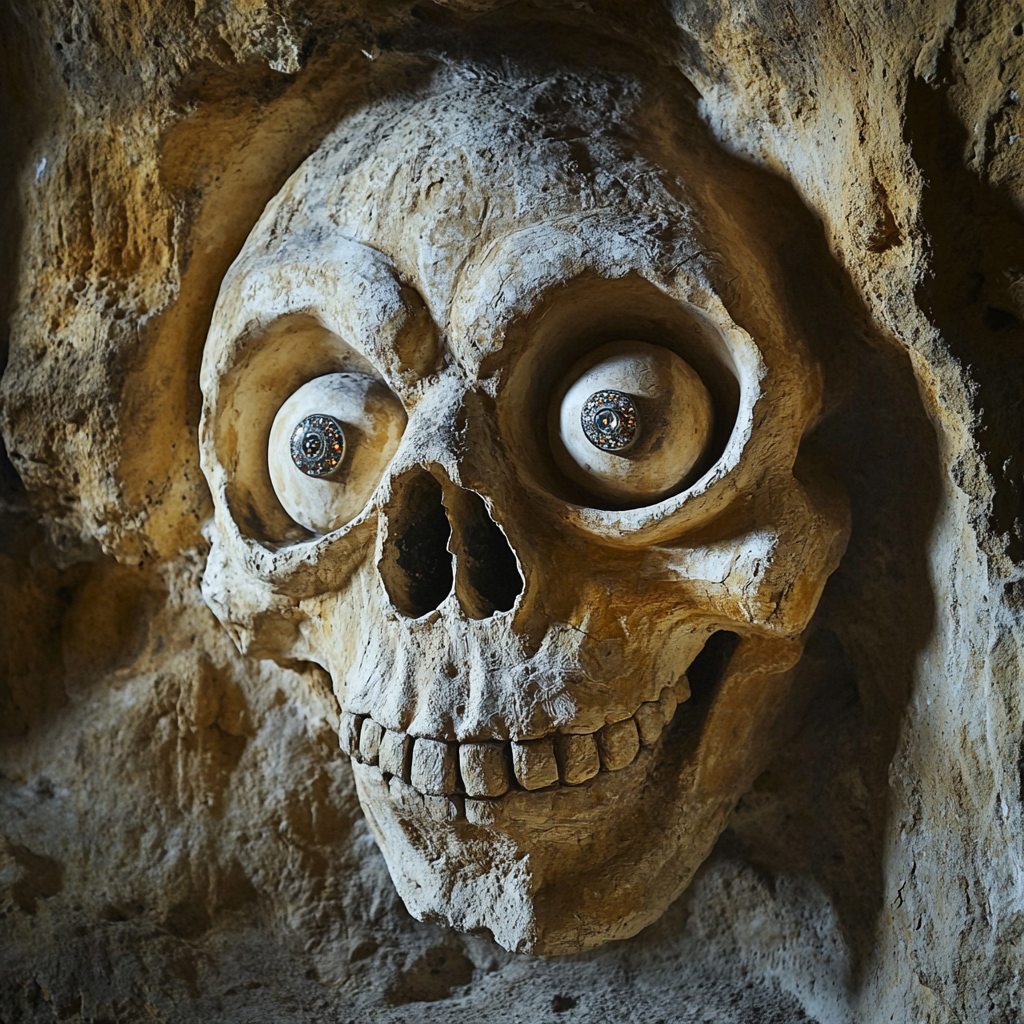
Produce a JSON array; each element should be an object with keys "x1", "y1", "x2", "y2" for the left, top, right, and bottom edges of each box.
[{"x1": 1, "y1": 1, "x2": 1023, "y2": 1021}]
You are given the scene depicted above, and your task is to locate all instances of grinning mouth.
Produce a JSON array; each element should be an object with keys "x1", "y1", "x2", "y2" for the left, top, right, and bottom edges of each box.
[{"x1": 339, "y1": 675, "x2": 691, "y2": 806}]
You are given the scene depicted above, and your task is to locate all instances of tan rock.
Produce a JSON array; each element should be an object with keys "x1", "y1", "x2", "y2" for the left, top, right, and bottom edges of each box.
[
  {"x1": 459, "y1": 742, "x2": 511, "y2": 798},
  {"x1": 511, "y1": 738, "x2": 559, "y2": 790},
  {"x1": 674, "y1": 675, "x2": 692, "y2": 704},
  {"x1": 633, "y1": 703, "x2": 665, "y2": 747},
  {"x1": 4, "y1": 3, "x2": 1018, "y2": 1015},
  {"x1": 597, "y1": 720, "x2": 641, "y2": 771},
  {"x1": 657, "y1": 686, "x2": 679, "y2": 728},
  {"x1": 554, "y1": 733, "x2": 601, "y2": 784}
]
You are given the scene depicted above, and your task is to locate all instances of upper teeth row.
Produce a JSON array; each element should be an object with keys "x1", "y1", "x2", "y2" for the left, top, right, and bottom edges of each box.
[{"x1": 339, "y1": 676, "x2": 689, "y2": 798}]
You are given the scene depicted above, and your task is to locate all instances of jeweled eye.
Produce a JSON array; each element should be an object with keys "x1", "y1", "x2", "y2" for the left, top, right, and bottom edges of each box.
[
  {"x1": 581, "y1": 390, "x2": 640, "y2": 452},
  {"x1": 551, "y1": 341, "x2": 713, "y2": 505},
  {"x1": 290, "y1": 414, "x2": 346, "y2": 477},
  {"x1": 269, "y1": 374, "x2": 406, "y2": 535}
]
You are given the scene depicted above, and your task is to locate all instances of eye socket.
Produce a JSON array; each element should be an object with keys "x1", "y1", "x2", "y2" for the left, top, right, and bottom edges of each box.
[
  {"x1": 268, "y1": 373, "x2": 406, "y2": 535},
  {"x1": 550, "y1": 341, "x2": 713, "y2": 505}
]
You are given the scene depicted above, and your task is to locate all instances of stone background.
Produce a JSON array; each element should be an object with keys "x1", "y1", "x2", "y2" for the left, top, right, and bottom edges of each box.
[{"x1": 1, "y1": 1, "x2": 1023, "y2": 1021}]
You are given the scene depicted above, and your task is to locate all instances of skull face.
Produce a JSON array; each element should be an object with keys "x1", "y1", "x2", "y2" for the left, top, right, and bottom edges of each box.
[{"x1": 199, "y1": 66, "x2": 849, "y2": 954}]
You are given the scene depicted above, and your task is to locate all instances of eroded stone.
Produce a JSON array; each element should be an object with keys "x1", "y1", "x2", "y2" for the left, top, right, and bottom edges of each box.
[
  {"x1": 554, "y1": 733, "x2": 601, "y2": 785},
  {"x1": 460, "y1": 742, "x2": 511, "y2": 798},
  {"x1": 511, "y1": 738, "x2": 559, "y2": 790},
  {"x1": 597, "y1": 719, "x2": 640, "y2": 771},
  {"x1": 410, "y1": 738, "x2": 457, "y2": 796}
]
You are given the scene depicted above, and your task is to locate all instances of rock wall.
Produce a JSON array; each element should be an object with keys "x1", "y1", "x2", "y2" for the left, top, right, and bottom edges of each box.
[{"x1": 1, "y1": 1, "x2": 1022, "y2": 1021}]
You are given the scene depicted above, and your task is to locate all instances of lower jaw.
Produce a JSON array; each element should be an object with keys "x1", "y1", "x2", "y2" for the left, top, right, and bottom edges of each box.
[
  {"x1": 346, "y1": 631, "x2": 805, "y2": 954},
  {"x1": 350, "y1": 701, "x2": 728, "y2": 955}
]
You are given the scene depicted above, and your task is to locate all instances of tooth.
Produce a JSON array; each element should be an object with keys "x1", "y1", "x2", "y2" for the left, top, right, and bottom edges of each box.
[
  {"x1": 459, "y1": 742, "x2": 511, "y2": 798},
  {"x1": 424, "y1": 794, "x2": 464, "y2": 822},
  {"x1": 658, "y1": 684, "x2": 679, "y2": 725},
  {"x1": 388, "y1": 774, "x2": 424, "y2": 816},
  {"x1": 465, "y1": 798, "x2": 500, "y2": 826},
  {"x1": 674, "y1": 674, "x2": 691, "y2": 703},
  {"x1": 511, "y1": 737, "x2": 559, "y2": 790},
  {"x1": 339, "y1": 712, "x2": 363, "y2": 758},
  {"x1": 633, "y1": 702, "x2": 665, "y2": 747},
  {"x1": 597, "y1": 719, "x2": 639, "y2": 771},
  {"x1": 351, "y1": 761, "x2": 389, "y2": 805},
  {"x1": 358, "y1": 719, "x2": 384, "y2": 766},
  {"x1": 410, "y1": 737, "x2": 458, "y2": 795},
  {"x1": 378, "y1": 730, "x2": 412, "y2": 781},
  {"x1": 554, "y1": 733, "x2": 600, "y2": 785}
]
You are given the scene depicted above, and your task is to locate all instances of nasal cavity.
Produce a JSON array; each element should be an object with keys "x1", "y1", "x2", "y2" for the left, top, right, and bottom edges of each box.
[
  {"x1": 378, "y1": 470, "x2": 454, "y2": 618},
  {"x1": 447, "y1": 488, "x2": 524, "y2": 619},
  {"x1": 687, "y1": 630, "x2": 741, "y2": 704}
]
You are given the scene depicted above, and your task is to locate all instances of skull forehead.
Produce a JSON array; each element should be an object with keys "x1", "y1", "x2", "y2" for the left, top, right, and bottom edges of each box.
[{"x1": 261, "y1": 70, "x2": 703, "y2": 337}]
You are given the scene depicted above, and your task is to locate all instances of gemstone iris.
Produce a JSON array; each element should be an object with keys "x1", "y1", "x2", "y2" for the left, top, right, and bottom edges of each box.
[
  {"x1": 290, "y1": 414, "x2": 346, "y2": 477},
  {"x1": 581, "y1": 390, "x2": 639, "y2": 452}
]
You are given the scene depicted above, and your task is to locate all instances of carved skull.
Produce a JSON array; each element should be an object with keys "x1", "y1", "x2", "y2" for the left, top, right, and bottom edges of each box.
[{"x1": 199, "y1": 64, "x2": 848, "y2": 954}]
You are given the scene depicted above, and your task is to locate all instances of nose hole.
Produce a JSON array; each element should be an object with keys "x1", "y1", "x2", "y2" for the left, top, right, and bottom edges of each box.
[
  {"x1": 378, "y1": 470, "x2": 454, "y2": 618},
  {"x1": 687, "y1": 629, "x2": 741, "y2": 704},
  {"x1": 445, "y1": 488, "x2": 524, "y2": 620}
]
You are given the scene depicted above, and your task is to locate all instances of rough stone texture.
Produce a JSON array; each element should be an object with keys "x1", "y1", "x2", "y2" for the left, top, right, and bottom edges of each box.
[
  {"x1": 195, "y1": 53, "x2": 847, "y2": 953},
  {"x1": 1, "y1": 1, "x2": 1023, "y2": 1021}
]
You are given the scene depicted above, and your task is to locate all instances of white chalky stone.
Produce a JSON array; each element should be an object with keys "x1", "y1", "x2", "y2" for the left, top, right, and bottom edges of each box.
[
  {"x1": 378, "y1": 730, "x2": 412, "y2": 780},
  {"x1": 359, "y1": 719, "x2": 383, "y2": 765},
  {"x1": 388, "y1": 775, "x2": 424, "y2": 817},
  {"x1": 268, "y1": 373, "x2": 406, "y2": 535},
  {"x1": 424, "y1": 794, "x2": 463, "y2": 822},
  {"x1": 410, "y1": 738, "x2": 458, "y2": 795},
  {"x1": 553, "y1": 341, "x2": 713, "y2": 505},
  {"x1": 339, "y1": 713, "x2": 362, "y2": 758}
]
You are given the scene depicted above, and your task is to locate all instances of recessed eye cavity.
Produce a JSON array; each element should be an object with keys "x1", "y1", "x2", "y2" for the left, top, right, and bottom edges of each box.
[
  {"x1": 269, "y1": 374, "x2": 406, "y2": 535},
  {"x1": 551, "y1": 341, "x2": 713, "y2": 505}
]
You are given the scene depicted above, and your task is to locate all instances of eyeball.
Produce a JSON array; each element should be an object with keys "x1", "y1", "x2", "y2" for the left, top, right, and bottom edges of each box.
[
  {"x1": 550, "y1": 341, "x2": 713, "y2": 505},
  {"x1": 269, "y1": 373, "x2": 406, "y2": 534}
]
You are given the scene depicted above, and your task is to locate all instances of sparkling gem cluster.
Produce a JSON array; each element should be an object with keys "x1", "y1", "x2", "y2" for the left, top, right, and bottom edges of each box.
[
  {"x1": 581, "y1": 390, "x2": 640, "y2": 452},
  {"x1": 290, "y1": 414, "x2": 346, "y2": 477}
]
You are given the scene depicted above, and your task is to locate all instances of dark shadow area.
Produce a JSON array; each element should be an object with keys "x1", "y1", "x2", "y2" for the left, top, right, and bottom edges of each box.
[
  {"x1": 0, "y1": 3, "x2": 37, "y2": 517},
  {"x1": 679, "y1": 67, "x2": 941, "y2": 983},
  {"x1": 446, "y1": 487, "x2": 524, "y2": 619},
  {"x1": 686, "y1": 630, "x2": 741, "y2": 706},
  {"x1": 0, "y1": 3, "x2": 29, "y2": 383},
  {"x1": 905, "y1": 57, "x2": 1024, "y2": 565},
  {"x1": 379, "y1": 470, "x2": 454, "y2": 618}
]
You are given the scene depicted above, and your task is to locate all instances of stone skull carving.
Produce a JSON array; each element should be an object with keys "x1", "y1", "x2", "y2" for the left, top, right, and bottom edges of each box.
[{"x1": 199, "y1": 64, "x2": 849, "y2": 954}]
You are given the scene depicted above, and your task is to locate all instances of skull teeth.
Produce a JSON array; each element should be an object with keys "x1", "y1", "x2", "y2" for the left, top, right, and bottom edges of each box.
[{"x1": 340, "y1": 676, "x2": 689, "y2": 800}]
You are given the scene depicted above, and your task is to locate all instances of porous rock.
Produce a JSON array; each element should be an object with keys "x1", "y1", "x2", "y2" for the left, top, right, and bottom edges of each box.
[{"x1": 1, "y1": 1, "x2": 1023, "y2": 1021}]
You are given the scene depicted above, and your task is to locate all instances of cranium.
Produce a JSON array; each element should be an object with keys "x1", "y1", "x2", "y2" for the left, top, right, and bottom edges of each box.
[{"x1": 198, "y1": 61, "x2": 849, "y2": 954}]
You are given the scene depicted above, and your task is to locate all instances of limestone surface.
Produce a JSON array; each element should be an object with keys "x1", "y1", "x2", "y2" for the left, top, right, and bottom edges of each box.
[{"x1": 2, "y1": 1, "x2": 1023, "y2": 1021}]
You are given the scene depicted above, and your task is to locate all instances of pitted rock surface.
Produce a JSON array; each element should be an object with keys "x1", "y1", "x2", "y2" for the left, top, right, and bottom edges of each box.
[{"x1": 2, "y1": 1, "x2": 1023, "y2": 1021}]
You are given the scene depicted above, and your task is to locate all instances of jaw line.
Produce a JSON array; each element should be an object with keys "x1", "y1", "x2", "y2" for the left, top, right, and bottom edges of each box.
[
  {"x1": 347, "y1": 631, "x2": 804, "y2": 954},
  {"x1": 348, "y1": 688, "x2": 718, "y2": 954}
]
